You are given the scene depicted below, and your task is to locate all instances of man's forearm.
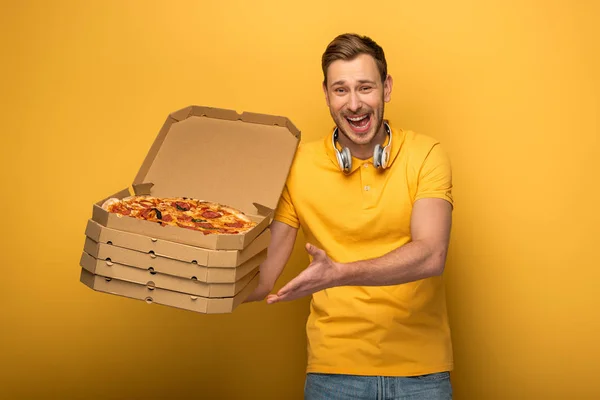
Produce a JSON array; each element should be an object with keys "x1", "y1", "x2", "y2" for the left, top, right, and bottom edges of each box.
[
  {"x1": 244, "y1": 220, "x2": 298, "y2": 302},
  {"x1": 336, "y1": 239, "x2": 447, "y2": 287}
]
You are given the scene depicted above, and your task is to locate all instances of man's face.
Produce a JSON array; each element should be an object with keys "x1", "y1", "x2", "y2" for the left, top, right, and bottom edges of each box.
[{"x1": 323, "y1": 54, "x2": 392, "y2": 146}]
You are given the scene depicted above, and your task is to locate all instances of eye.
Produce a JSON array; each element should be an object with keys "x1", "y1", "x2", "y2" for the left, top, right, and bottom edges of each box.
[
  {"x1": 360, "y1": 86, "x2": 373, "y2": 92},
  {"x1": 334, "y1": 87, "x2": 346, "y2": 94}
]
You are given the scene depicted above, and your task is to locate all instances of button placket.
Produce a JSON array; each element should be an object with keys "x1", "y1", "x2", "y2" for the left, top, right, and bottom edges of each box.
[{"x1": 360, "y1": 162, "x2": 375, "y2": 208}]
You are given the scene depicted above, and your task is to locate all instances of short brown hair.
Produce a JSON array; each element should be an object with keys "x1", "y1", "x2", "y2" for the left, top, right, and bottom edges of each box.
[{"x1": 321, "y1": 33, "x2": 387, "y2": 86}]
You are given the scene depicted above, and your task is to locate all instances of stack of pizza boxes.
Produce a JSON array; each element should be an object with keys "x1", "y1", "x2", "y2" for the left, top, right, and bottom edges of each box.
[{"x1": 78, "y1": 106, "x2": 300, "y2": 313}]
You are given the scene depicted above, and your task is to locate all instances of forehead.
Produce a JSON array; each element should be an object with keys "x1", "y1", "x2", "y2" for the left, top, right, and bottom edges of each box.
[{"x1": 326, "y1": 54, "x2": 380, "y2": 85}]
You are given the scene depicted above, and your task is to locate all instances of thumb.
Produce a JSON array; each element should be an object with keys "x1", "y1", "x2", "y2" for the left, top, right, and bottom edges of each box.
[{"x1": 305, "y1": 243, "x2": 325, "y2": 259}]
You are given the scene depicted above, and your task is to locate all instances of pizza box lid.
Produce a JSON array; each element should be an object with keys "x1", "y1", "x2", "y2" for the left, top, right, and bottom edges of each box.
[{"x1": 133, "y1": 105, "x2": 300, "y2": 213}]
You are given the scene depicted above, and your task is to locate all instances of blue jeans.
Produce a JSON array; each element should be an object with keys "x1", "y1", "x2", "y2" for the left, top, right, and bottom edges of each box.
[{"x1": 304, "y1": 372, "x2": 452, "y2": 400}]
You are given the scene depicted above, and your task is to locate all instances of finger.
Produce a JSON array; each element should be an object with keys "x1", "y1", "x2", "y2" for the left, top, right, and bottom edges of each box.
[
  {"x1": 277, "y1": 278, "x2": 300, "y2": 297},
  {"x1": 305, "y1": 243, "x2": 326, "y2": 260},
  {"x1": 266, "y1": 294, "x2": 280, "y2": 304},
  {"x1": 267, "y1": 292, "x2": 294, "y2": 304},
  {"x1": 271, "y1": 288, "x2": 310, "y2": 303},
  {"x1": 277, "y1": 266, "x2": 314, "y2": 296}
]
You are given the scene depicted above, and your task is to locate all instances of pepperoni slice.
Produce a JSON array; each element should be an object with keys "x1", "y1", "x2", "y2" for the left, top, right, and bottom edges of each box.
[
  {"x1": 197, "y1": 222, "x2": 214, "y2": 229},
  {"x1": 176, "y1": 222, "x2": 195, "y2": 230},
  {"x1": 225, "y1": 221, "x2": 244, "y2": 228},
  {"x1": 140, "y1": 208, "x2": 155, "y2": 218},
  {"x1": 162, "y1": 214, "x2": 173, "y2": 222},
  {"x1": 175, "y1": 201, "x2": 191, "y2": 211},
  {"x1": 179, "y1": 214, "x2": 192, "y2": 222},
  {"x1": 112, "y1": 205, "x2": 131, "y2": 215},
  {"x1": 202, "y1": 210, "x2": 221, "y2": 219}
]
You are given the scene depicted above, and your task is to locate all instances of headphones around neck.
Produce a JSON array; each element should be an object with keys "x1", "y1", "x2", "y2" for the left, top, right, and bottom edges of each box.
[{"x1": 332, "y1": 121, "x2": 393, "y2": 174}]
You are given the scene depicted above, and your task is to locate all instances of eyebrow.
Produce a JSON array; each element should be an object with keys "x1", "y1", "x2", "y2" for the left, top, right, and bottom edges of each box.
[{"x1": 330, "y1": 79, "x2": 377, "y2": 86}]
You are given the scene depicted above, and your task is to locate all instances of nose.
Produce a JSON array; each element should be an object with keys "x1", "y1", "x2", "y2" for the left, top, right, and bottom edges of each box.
[{"x1": 347, "y1": 91, "x2": 362, "y2": 113}]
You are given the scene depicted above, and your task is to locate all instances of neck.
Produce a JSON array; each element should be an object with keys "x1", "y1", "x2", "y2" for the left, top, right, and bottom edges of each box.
[{"x1": 338, "y1": 124, "x2": 388, "y2": 160}]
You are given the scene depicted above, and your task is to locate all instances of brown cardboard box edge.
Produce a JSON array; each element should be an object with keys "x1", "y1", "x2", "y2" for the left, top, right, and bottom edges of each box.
[
  {"x1": 83, "y1": 236, "x2": 267, "y2": 283},
  {"x1": 174, "y1": 105, "x2": 302, "y2": 137},
  {"x1": 80, "y1": 267, "x2": 259, "y2": 314},
  {"x1": 79, "y1": 252, "x2": 257, "y2": 298},
  {"x1": 84, "y1": 219, "x2": 270, "y2": 267}
]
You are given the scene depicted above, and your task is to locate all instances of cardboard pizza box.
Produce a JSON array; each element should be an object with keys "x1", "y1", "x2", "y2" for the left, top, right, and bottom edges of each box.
[
  {"x1": 84, "y1": 219, "x2": 270, "y2": 268},
  {"x1": 90, "y1": 105, "x2": 300, "y2": 251},
  {"x1": 82, "y1": 237, "x2": 265, "y2": 283},
  {"x1": 80, "y1": 268, "x2": 258, "y2": 314},
  {"x1": 79, "y1": 252, "x2": 256, "y2": 298}
]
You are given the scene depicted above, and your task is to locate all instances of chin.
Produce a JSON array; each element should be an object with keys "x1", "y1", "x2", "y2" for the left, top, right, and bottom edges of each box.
[{"x1": 346, "y1": 131, "x2": 376, "y2": 145}]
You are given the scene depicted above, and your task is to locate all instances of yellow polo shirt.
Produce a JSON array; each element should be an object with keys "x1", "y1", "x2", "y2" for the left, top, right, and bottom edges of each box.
[{"x1": 274, "y1": 125, "x2": 454, "y2": 377}]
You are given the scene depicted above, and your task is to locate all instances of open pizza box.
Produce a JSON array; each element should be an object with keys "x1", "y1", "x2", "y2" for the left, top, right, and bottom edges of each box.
[{"x1": 90, "y1": 105, "x2": 300, "y2": 251}]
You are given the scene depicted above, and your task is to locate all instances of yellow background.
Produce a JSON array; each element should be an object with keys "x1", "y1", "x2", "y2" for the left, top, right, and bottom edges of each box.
[{"x1": 1, "y1": 1, "x2": 598, "y2": 399}]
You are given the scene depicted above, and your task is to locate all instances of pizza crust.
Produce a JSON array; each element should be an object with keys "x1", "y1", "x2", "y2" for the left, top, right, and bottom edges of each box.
[
  {"x1": 101, "y1": 197, "x2": 121, "y2": 210},
  {"x1": 220, "y1": 206, "x2": 252, "y2": 223}
]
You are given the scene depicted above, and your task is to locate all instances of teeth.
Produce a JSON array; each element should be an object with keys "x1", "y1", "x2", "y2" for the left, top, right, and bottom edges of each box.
[{"x1": 347, "y1": 115, "x2": 368, "y2": 122}]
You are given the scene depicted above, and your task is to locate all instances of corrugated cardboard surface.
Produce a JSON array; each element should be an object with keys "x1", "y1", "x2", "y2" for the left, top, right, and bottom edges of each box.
[
  {"x1": 80, "y1": 268, "x2": 259, "y2": 314},
  {"x1": 84, "y1": 219, "x2": 271, "y2": 267},
  {"x1": 83, "y1": 237, "x2": 266, "y2": 283},
  {"x1": 80, "y1": 252, "x2": 257, "y2": 298}
]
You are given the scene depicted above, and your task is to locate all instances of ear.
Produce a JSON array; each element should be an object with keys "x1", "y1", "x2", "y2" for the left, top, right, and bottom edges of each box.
[
  {"x1": 383, "y1": 74, "x2": 393, "y2": 103},
  {"x1": 322, "y1": 81, "x2": 330, "y2": 107}
]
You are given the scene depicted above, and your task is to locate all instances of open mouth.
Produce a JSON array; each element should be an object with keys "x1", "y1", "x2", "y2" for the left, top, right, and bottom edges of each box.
[{"x1": 345, "y1": 114, "x2": 371, "y2": 133}]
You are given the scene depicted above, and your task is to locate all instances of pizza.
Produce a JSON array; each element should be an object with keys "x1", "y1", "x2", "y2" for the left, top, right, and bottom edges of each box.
[{"x1": 101, "y1": 196, "x2": 257, "y2": 235}]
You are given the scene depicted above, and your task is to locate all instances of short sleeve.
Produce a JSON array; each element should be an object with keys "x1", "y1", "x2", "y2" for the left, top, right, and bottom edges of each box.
[
  {"x1": 414, "y1": 143, "x2": 454, "y2": 208},
  {"x1": 273, "y1": 183, "x2": 300, "y2": 228}
]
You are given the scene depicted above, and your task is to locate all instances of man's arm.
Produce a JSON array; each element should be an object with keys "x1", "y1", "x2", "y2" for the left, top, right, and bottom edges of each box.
[
  {"x1": 267, "y1": 198, "x2": 451, "y2": 303},
  {"x1": 339, "y1": 197, "x2": 452, "y2": 286},
  {"x1": 244, "y1": 220, "x2": 298, "y2": 302}
]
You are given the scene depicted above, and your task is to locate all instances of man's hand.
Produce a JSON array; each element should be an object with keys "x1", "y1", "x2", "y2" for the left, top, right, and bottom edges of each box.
[
  {"x1": 244, "y1": 281, "x2": 272, "y2": 303},
  {"x1": 266, "y1": 243, "x2": 341, "y2": 304}
]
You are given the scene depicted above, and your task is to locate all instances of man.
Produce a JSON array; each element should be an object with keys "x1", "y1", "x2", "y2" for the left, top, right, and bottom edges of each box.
[{"x1": 246, "y1": 33, "x2": 454, "y2": 399}]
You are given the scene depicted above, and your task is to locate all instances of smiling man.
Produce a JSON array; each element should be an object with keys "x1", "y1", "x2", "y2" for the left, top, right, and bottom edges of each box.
[{"x1": 246, "y1": 33, "x2": 455, "y2": 399}]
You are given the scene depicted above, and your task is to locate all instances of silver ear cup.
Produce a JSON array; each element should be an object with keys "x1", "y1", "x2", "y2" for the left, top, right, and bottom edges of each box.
[
  {"x1": 335, "y1": 150, "x2": 345, "y2": 171},
  {"x1": 380, "y1": 146, "x2": 390, "y2": 169},
  {"x1": 341, "y1": 147, "x2": 352, "y2": 172},
  {"x1": 373, "y1": 145, "x2": 383, "y2": 168}
]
